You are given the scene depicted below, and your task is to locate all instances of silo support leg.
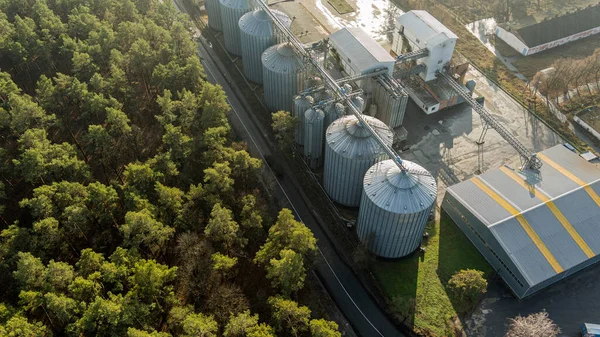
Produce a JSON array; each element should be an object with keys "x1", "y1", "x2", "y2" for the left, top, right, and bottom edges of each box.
[{"x1": 477, "y1": 122, "x2": 490, "y2": 174}]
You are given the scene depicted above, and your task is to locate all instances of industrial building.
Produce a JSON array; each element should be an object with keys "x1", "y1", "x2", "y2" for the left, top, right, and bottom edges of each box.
[
  {"x1": 393, "y1": 10, "x2": 457, "y2": 82},
  {"x1": 329, "y1": 27, "x2": 396, "y2": 77},
  {"x1": 392, "y1": 10, "x2": 471, "y2": 115},
  {"x1": 496, "y1": 4, "x2": 600, "y2": 56},
  {"x1": 443, "y1": 144, "x2": 600, "y2": 298}
]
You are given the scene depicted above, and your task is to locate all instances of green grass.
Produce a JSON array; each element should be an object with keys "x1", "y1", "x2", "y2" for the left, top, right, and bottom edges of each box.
[
  {"x1": 372, "y1": 212, "x2": 493, "y2": 337},
  {"x1": 327, "y1": 0, "x2": 354, "y2": 15}
]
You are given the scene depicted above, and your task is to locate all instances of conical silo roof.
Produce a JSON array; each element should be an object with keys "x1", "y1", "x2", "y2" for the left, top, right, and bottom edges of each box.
[
  {"x1": 262, "y1": 43, "x2": 304, "y2": 74},
  {"x1": 238, "y1": 9, "x2": 291, "y2": 37},
  {"x1": 326, "y1": 115, "x2": 393, "y2": 160},
  {"x1": 363, "y1": 160, "x2": 437, "y2": 214}
]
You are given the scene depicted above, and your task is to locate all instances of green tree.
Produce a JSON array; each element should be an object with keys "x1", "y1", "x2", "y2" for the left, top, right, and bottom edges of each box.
[
  {"x1": 128, "y1": 327, "x2": 172, "y2": 337},
  {"x1": 203, "y1": 161, "x2": 234, "y2": 208},
  {"x1": 205, "y1": 204, "x2": 242, "y2": 251},
  {"x1": 224, "y1": 310, "x2": 259, "y2": 337},
  {"x1": 255, "y1": 209, "x2": 316, "y2": 265},
  {"x1": 266, "y1": 249, "x2": 306, "y2": 296},
  {"x1": 447, "y1": 269, "x2": 487, "y2": 312},
  {"x1": 271, "y1": 111, "x2": 297, "y2": 151},
  {"x1": 310, "y1": 319, "x2": 341, "y2": 337},
  {"x1": 268, "y1": 296, "x2": 310, "y2": 337},
  {"x1": 182, "y1": 312, "x2": 218, "y2": 337},
  {"x1": 211, "y1": 252, "x2": 237, "y2": 278},
  {"x1": 0, "y1": 315, "x2": 50, "y2": 337},
  {"x1": 120, "y1": 209, "x2": 175, "y2": 257}
]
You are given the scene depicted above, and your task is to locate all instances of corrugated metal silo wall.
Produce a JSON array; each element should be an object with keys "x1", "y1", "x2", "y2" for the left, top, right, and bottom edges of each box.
[
  {"x1": 219, "y1": 0, "x2": 249, "y2": 56},
  {"x1": 293, "y1": 96, "x2": 313, "y2": 146},
  {"x1": 374, "y1": 81, "x2": 408, "y2": 128},
  {"x1": 323, "y1": 148, "x2": 388, "y2": 207},
  {"x1": 324, "y1": 103, "x2": 344, "y2": 130},
  {"x1": 262, "y1": 45, "x2": 306, "y2": 113},
  {"x1": 206, "y1": 0, "x2": 222, "y2": 31},
  {"x1": 304, "y1": 108, "x2": 325, "y2": 168},
  {"x1": 239, "y1": 12, "x2": 273, "y2": 84},
  {"x1": 357, "y1": 189, "x2": 433, "y2": 258}
]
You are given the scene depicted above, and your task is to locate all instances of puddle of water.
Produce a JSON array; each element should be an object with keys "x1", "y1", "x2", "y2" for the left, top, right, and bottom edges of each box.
[{"x1": 313, "y1": 0, "x2": 404, "y2": 42}]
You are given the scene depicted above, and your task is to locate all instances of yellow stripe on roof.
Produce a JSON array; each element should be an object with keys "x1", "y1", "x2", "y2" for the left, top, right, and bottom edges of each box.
[
  {"x1": 471, "y1": 177, "x2": 564, "y2": 273},
  {"x1": 499, "y1": 166, "x2": 595, "y2": 258},
  {"x1": 537, "y1": 153, "x2": 600, "y2": 209}
]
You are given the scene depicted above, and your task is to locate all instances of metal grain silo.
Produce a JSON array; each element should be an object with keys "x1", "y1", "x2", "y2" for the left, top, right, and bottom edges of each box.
[
  {"x1": 304, "y1": 108, "x2": 325, "y2": 168},
  {"x1": 323, "y1": 115, "x2": 394, "y2": 207},
  {"x1": 374, "y1": 76, "x2": 408, "y2": 128},
  {"x1": 206, "y1": 0, "x2": 222, "y2": 31},
  {"x1": 219, "y1": 0, "x2": 250, "y2": 56},
  {"x1": 293, "y1": 95, "x2": 314, "y2": 146},
  {"x1": 239, "y1": 9, "x2": 291, "y2": 84},
  {"x1": 324, "y1": 102, "x2": 345, "y2": 130},
  {"x1": 357, "y1": 159, "x2": 436, "y2": 258},
  {"x1": 350, "y1": 95, "x2": 365, "y2": 113},
  {"x1": 262, "y1": 43, "x2": 305, "y2": 113}
]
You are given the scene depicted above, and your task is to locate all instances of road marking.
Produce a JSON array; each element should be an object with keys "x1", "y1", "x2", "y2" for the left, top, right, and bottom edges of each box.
[
  {"x1": 195, "y1": 38, "x2": 386, "y2": 337},
  {"x1": 471, "y1": 177, "x2": 564, "y2": 273},
  {"x1": 499, "y1": 166, "x2": 594, "y2": 258},
  {"x1": 537, "y1": 153, "x2": 600, "y2": 209}
]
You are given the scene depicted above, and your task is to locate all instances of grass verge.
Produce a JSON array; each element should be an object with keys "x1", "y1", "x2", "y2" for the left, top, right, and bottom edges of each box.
[
  {"x1": 372, "y1": 212, "x2": 493, "y2": 337},
  {"x1": 327, "y1": 0, "x2": 354, "y2": 14}
]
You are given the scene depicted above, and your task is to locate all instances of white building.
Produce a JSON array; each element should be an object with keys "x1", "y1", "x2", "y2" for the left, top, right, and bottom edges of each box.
[
  {"x1": 328, "y1": 27, "x2": 395, "y2": 78},
  {"x1": 394, "y1": 10, "x2": 457, "y2": 82}
]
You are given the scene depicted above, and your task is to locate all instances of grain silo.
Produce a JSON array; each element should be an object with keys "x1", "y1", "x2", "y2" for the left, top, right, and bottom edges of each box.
[
  {"x1": 206, "y1": 0, "x2": 222, "y2": 31},
  {"x1": 357, "y1": 159, "x2": 436, "y2": 258},
  {"x1": 323, "y1": 115, "x2": 394, "y2": 207},
  {"x1": 293, "y1": 95, "x2": 314, "y2": 146},
  {"x1": 219, "y1": 0, "x2": 250, "y2": 56},
  {"x1": 373, "y1": 77, "x2": 408, "y2": 129},
  {"x1": 262, "y1": 43, "x2": 305, "y2": 113},
  {"x1": 350, "y1": 95, "x2": 365, "y2": 113},
  {"x1": 324, "y1": 102, "x2": 345, "y2": 130},
  {"x1": 304, "y1": 108, "x2": 325, "y2": 168},
  {"x1": 239, "y1": 9, "x2": 291, "y2": 84}
]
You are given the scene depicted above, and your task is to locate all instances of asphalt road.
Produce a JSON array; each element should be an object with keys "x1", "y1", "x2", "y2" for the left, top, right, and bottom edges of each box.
[{"x1": 186, "y1": 15, "x2": 408, "y2": 337}]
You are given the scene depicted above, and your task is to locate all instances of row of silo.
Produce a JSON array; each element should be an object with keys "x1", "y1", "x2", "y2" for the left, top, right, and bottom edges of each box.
[
  {"x1": 206, "y1": 0, "x2": 304, "y2": 113},
  {"x1": 239, "y1": 9, "x2": 291, "y2": 83},
  {"x1": 293, "y1": 95, "x2": 314, "y2": 146}
]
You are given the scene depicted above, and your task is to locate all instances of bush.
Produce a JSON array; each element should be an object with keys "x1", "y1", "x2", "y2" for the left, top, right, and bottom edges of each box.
[
  {"x1": 446, "y1": 269, "x2": 487, "y2": 312},
  {"x1": 505, "y1": 311, "x2": 560, "y2": 337}
]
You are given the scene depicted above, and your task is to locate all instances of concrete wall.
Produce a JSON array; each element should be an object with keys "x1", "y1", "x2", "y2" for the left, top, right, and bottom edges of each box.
[
  {"x1": 527, "y1": 26, "x2": 600, "y2": 55},
  {"x1": 574, "y1": 115, "x2": 600, "y2": 142}
]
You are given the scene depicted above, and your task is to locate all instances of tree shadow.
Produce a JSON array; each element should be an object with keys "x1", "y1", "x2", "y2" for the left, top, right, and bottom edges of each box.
[{"x1": 437, "y1": 210, "x2": 494, "y2": 320}]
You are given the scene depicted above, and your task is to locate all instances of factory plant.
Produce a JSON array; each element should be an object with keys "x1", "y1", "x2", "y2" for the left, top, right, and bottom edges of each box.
[{"x1": 443, "y1": 145, "x2": 600, "y2": 298}]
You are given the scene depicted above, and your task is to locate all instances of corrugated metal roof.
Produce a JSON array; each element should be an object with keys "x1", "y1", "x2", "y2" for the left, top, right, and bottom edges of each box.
[
  {"x1": 363, "y1": 160, "x2": 436, "y2": 214},
  {"x1": 446, "y1": 144, "x2": 600, "y2": 288},
  {"x1": 325, "y1": 115, "x2": 393, "y2": 160},
  {"x1": 396, "y1": 10, "x2": 458, "y2": 42},
  {"x1": 328, "y1": 27, "x2": 395, "y2": 74}
]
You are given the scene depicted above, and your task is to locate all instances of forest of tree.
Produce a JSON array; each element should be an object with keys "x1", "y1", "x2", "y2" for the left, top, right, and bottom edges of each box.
[{"x1": 0, "y1": 0, "x2": 340, "y2": 335}]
